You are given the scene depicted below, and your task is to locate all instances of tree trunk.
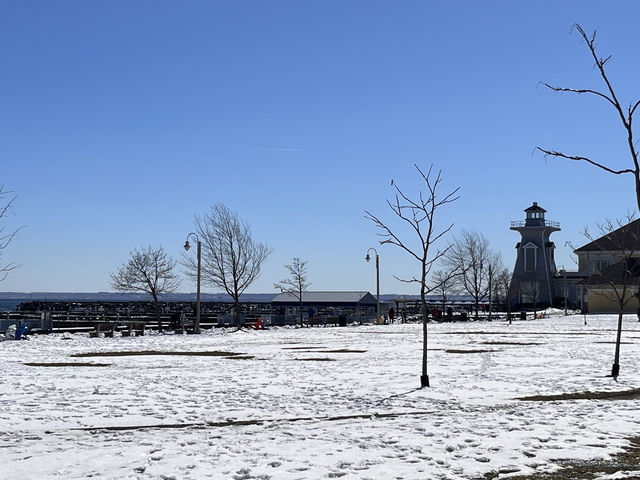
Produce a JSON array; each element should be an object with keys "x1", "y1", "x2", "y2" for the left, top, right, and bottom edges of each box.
[
  {"x1": 154, "y1": 297, "x2": 162, "y2": 332},
  {"x1": 420, "y1": 289, "x2": 429, "y2": 388},
  {"x1": 299, "y1": 301, "x2": 304, "y2": 327},
  {"x1": 234, "y1": 297, "x2": 241, "y2": 329},
  {"x1": 612, "y1": 309, "x2": 624, "y2": 377}
]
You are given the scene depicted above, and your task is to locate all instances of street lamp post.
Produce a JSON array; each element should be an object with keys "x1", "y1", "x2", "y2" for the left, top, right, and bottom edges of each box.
[
  {"x1": 555, "y1": 266, "x2": 569, "y2": 316},
  {"x1": 183, "y1": 233, "x2": 201, "y2": 333},
  {"x1": 365, "y1": 248, "x2": 380, "y2": 324},
  {"x1": 562, "y1": 269, "x2": 568, "y2": 315}
]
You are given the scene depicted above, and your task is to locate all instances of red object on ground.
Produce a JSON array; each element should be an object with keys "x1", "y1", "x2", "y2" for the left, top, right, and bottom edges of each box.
[{"x1": 251, "y1": 317, "x2": 264, "y2": 330}]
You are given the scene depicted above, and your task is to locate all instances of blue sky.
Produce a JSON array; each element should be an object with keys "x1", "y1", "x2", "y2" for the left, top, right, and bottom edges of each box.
[{"x1": 1, "y1": 1, "x2": 639, "y2": 295}]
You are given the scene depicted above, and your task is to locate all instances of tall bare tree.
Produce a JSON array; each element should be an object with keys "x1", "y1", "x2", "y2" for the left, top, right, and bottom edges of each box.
[
  {"x1": 187, "y1": 203, "x2": 271, "y2": 328},
  {"x1": 111, "y1": 246, "x2": 181, "y2": 331},
  {"x1": 445, "y1": 231, "x2": 501, "y2": 320},
  {"x1": 494, "y1": 266, "x2": 513, "y2": 323},
  {"x1": 538, "y1": 24, "x2": 640, "y2": 214},
  {"x1": 0, "y1": 185, "x2": 21, "y2": 281},
  {"x1": 365, "y1": 164, "x2": 459, "y2": 388},
  {"x1": 274, "y1": 257, "x2": 311, "y2": 327},
  {"x1": 581, "y1": 216, "x2": 640, "y2": 378}
]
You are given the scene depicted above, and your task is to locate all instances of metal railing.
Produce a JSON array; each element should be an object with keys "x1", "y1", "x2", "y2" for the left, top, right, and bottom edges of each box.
[{"x1": 510, "y1": 220, "x2": 560, "y2": 228}]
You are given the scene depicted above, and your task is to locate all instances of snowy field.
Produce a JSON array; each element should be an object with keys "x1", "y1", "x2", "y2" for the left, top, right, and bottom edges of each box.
[{"x1": 1, "y1": 313, "x2": 640, "y2": 480}]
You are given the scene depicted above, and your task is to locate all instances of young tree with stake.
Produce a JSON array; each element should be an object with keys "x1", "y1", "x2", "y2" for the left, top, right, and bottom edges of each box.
[
  {"x1": 365, "y1": 164, "x2": 459, "y2": 388},
  {"x1": 274, "y1": 257, "x2": 311, "y2": 327},
  {"x1": 580, "y1": 216, "x2": 640, "y2": 378}
]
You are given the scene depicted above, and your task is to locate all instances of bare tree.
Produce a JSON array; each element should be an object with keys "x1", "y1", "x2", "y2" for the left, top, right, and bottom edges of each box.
[
  {"x1": 518, "y1": 271, "x2": 540, "y2": 320},
  {"x1": 431, "y1": 268, "x2": 458, "y2": 317},
  {"x1": 111, "y1": 246, "x2": 181, "y2": 331},
  {"x1": 538, "y1": 24, "x2": 640, "y2": 214},
  {"x1": 187, "y1": 203, "x2": 271, "y2": 328},
  {"x1": 493, "y1": 266, "x2": 513, "y2": 323},
  {"x1": 274, "y1": 257, "x2": 311, "y2": 327},
  {"x1": 0, "y1": 186, "x2": 21, "y2": 281},
  {"x1": 445, "y1": 231, "x2": 501, "y2": 320},
  {"x1": 581, "y1": 216, "x2": 640, "y2": 378},
  {"x1": 365, "y1": 164, "x2": 460, "y2": 388}
]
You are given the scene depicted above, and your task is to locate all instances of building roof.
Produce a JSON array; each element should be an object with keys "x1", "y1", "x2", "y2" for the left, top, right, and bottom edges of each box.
[
  {"x1": 524, "y1": 202, "x2": 546, "y2": 213},
  {"x1": 272, "y1": 291, "x2": 377, "y2": 305},
  {"x1": 575, "y1": 219, "x2": 640, "y2": 253}
]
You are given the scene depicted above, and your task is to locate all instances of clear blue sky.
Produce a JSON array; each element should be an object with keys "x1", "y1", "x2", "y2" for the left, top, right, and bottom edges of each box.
[{"x1": 1, "y1": 1, "x2": 639, "y2": 295}]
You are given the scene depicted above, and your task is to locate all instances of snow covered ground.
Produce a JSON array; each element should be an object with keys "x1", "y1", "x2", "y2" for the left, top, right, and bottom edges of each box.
[{"x1": 1, "y1": 313, "x2": 640, "y2": 479}]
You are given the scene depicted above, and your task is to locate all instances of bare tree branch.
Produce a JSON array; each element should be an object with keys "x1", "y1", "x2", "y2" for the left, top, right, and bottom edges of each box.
[
  {"x1": 538, "y1": 24, "x2": 640, "y2": 213},
  {"x1": 537, "y1": 148, "x2": 635, "y2": 175},
  {"x1": 0, "y1": 185, "x2": 23, "y2": 281},
  {"x1": 540, "y1": 82, "x2": 617, "y2": 107}
]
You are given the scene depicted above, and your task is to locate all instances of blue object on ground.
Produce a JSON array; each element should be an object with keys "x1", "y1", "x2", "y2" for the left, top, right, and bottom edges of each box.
[{"x1": 15, "y1": 324, "x2": 28, "y2": 340}]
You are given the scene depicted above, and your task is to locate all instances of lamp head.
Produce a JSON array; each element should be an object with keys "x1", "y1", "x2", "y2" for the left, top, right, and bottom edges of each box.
[
  {"x1": 183, "y1": 240, "x2": 191, "y2": 251},
  {"x1": 365, "y1": 253, "x2": 371, "y2": 263}
]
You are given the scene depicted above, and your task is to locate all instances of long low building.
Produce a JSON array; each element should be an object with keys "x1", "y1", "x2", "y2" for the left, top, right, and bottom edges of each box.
[{"x1": 271, "y1": 291, "x2": 377, "y2": 325}]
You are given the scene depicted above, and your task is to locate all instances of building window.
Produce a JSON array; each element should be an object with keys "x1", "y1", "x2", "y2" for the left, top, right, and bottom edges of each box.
[
  {"x1": 524, "y1": 246, "x2": 537, "y2": 272},
  {"x1": 589, "y1": 258, "x2": 611, "y2": 273}
]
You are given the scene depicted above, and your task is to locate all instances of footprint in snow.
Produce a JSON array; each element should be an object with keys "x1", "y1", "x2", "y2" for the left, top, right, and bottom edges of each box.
[{"x1": 232, "y1": 470, "x2": 252, "y2": 480}]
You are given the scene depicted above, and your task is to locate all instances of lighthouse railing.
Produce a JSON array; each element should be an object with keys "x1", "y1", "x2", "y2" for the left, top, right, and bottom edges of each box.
[{"x1": 510, "y1": 220, "x2": 560, "y2": 228}]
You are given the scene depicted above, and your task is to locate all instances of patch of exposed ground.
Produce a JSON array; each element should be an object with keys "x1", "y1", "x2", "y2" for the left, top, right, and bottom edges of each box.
[
  {"x1": 315, "y1": 349, "x2": 367, "y2": 353},
  {"x1": 442, "y1": 331, "x2": 610, "y2": 336},
  {"x1": 23, "y1": 362, "x2": 111, "y2": 367},
  {"x1": 445, "y1": 349, "x2": 499, "y2": 354},
  {"x1": 290, "y1": 349, "x2": 367, "y2": 354},
  {"x1": 295, "y1": 357, "x2": 336, "y2": 362},
  {"x1": 72, "y1": 409, "x2": 435, "y2": 432},
  {"x1": 595, "y1": 341, "x2": 635, "y2": 344},
  {"x1": 496, "y1": 437, "x2": 640, "y2": 480},
  {"x1": 346, "y1": 331, "x2": 414, "y2": 335},
  {"x1": 282, "y1": 346, "x2": 326, "y2": 350},
  {"x1": 71, "y1": 350, "x2": 245, "y2": 358},
  {"x1": 515, "y1": 387, "x2": 640, "y2": 402}
]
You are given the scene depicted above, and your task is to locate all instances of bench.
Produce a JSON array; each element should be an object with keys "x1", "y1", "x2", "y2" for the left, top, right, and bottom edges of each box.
[
  {"x1": 309, "y1": 317, "x2": 340, "y2": 327},
  {"x1": 121, "y1": 322, "x2": 146, "y2": 337},
  {"x1": 308, "y1": 317, "x2": 324, "y2": 327},
  {"x1": 174, "y1": 322, "x2": 196, "y2": 334},
  {"x1": 89, "y1": 322, "x2": 116, "y2": 338}
]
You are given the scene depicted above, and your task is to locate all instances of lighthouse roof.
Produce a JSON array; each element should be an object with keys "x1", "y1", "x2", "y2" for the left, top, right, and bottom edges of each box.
[{"x1": 524, "y1": 202, "x2": 546, "y2": 213}]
